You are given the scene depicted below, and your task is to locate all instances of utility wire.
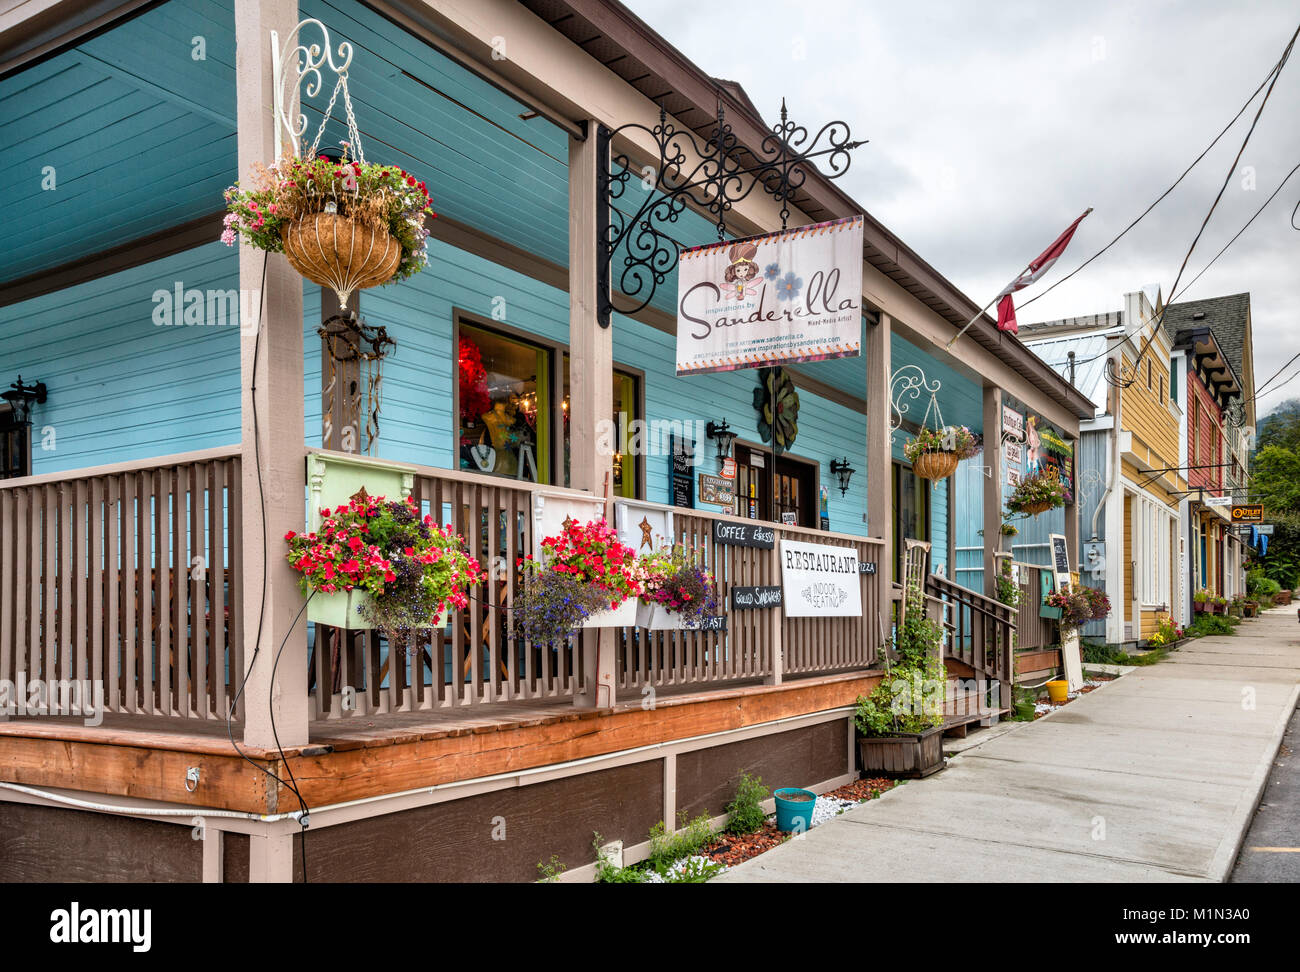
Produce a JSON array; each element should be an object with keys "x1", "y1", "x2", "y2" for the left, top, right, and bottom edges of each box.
[
  {"x1": 1068, "y1": 22, "x2": 1300, "y2": 373},
  {"x1": 1019, "y1": 31, "x2": 1294, "y2": 312},
  {"x1": 1171, "y1": 159, "x2": 1300, "y2": 304}
]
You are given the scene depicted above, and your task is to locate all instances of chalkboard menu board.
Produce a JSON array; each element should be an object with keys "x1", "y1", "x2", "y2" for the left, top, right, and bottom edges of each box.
[
  {"x1": 714, "y1": 521, "x2": 775, "y2": 549},
  {"x1": 1050, "y1": 534, "x2": 1070, "y2": 576},
  {"x1": 732, "y1": 586, "x2": 783, "y2": 609},
  {"x1": 670, "y1": 434, "x2": 694, "y2": 509}
]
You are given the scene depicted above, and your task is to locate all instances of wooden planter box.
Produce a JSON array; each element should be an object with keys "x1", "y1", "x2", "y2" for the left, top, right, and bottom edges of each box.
[
  {"x1": 1243, "y1": 602, "x2": 1259, "y2": 618},
  {"x1": 1193, "y1": 601, "x2": 1208, "y2": 614},
  {"x1": 1276, "y1": 590, "x2": 1292, "y2": 606},
  {"x1": 858, "y1": 726, "x2": 945, "y2": 779}
]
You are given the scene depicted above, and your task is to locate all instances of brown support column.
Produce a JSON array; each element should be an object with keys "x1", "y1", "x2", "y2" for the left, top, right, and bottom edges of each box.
[
  {"x1": 236, "y1": 0, "x2": 308, "y2": 749},
  {"x1": 982, "y1": 385, "x2": 1003, "y2": 599},
  {"x1": 568, "y1": 122, "x2": 615, "y2": 708},
  {"x1": 866, "y1": 313, "x2": 892, "y2": 656}
]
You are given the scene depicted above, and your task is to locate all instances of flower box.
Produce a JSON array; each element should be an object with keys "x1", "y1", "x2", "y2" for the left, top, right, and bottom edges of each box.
[
  {"x1": 635, "y1": 601, "x2": 699, "y2": 630},
  {"x1": 1193, "y1": 601, "x2": 1208, "y2": 614},
  {"x1": 857, "y1": 726, "x2": 945, "y2": 779},
  {"x1": 309, "y1": 588, "x2": 443, "y2": 633},
  {"x1": 582, "y1": 597, "x2": 638, "y2": 629}
]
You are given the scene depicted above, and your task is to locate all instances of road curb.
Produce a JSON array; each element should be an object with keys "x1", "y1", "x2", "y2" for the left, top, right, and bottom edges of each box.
[{"x1": 1207, "y1": 680, "x2": 1300, "y2": 883}]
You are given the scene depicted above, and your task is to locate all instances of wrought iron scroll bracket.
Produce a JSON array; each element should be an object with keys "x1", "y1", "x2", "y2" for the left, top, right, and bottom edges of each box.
[
  {"x1": 271, "y1": 18, "x2": 358, "y2": 161},
  {"x1": 888, "y1": 364, "x2": 942, "y2": 439},
  {"x1": 595, "y1": 100, "x2": 865, "y2": 328}
]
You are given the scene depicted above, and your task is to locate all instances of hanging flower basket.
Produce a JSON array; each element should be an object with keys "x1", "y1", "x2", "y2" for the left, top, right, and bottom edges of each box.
[
  {"x1": 282, "y1": 212, "x2": 403, "y2": 308},
  {"x1": 912, "y1": 451, "x2": 960, "y2": 481},
  {"x1": 1006, "y1": 472, "x2": 1067, "y2": 517},
  {"x1": 224, "y1": 151, "x2": 434, "y2": 309},
  {"x1": 902, "y1": 425, "x2": 980, "y2": 481}
]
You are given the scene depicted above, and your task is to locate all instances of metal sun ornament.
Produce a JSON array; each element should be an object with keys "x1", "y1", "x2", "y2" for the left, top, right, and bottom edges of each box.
[{"x1": 596, "y1": 99, "x2": 865, "y2": 327}]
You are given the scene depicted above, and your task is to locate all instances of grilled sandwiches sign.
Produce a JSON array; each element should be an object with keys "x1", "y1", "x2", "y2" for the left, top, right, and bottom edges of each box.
[{"x1": 675, "y1": 216, "x2": 864, "y2": 375}]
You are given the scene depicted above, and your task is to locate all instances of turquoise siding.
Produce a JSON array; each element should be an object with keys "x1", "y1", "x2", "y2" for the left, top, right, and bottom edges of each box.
[
  {"x1": 930, "y1": 475, "x2": 949, "y2": 576},
  {"x1": 2, "y1": 0, "x2": 236, "y2": 284},
  {"x1": 364, "y1": 239, "x2": 872, "y2": 535},
  {"x1": 953, "y1": 456, "x2": 986, "y2": 592},
  {"x1": 2, "y1": 243, "x2": 241, "y2": 474}
]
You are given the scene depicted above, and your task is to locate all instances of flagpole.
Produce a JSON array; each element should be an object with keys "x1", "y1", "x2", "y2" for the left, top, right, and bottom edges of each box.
[
  {"x1": 945, "y1": 207, "x2": 1093, "y2": 351},
  {"x1": 945, "y1": 269, "x2": 1029, "y2": 350}
]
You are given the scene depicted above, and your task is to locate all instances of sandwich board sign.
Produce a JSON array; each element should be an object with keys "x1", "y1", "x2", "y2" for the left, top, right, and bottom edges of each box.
[{"x1": 1050, "y1": 533, "x2": 1083, "y2": 692}]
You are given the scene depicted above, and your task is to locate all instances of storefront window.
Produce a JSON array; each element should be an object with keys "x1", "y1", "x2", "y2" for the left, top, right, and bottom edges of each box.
[
  {"x1": 561, "y1": 356, "x2": 640, "y2": 498},
  {"x1": 892, "y1": 461, "x2": 931, "y2": 579},
  {"x1": 457, "y1": 323, "x2": 550, "y2": 483}
]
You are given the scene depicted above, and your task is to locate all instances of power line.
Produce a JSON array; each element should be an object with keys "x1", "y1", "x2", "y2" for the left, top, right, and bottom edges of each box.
[
  {"x1": 1019, "y1": 29, "x2": 1294, "y2": 312},
  {"x1": 1069, "y1": 21, "x2": 1300, "y2": 375},
  {"x1": 1170, "y1": 159, "x2": 1300, "y2": 303}
]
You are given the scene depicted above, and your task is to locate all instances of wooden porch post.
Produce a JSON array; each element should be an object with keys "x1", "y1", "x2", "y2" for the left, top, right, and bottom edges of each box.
[
  {"x1": 866, "y1": 313, "x2": 892, "y2": 658},
  {"x1": 568, "y1": 122, "x2": 616, "y2": 708},
  {"x1": 982, "y1": 384, "x2": 1003, "y2": 599},
  {"x1": 235, "y1": 0, "x2": 309, "y2": 748}
]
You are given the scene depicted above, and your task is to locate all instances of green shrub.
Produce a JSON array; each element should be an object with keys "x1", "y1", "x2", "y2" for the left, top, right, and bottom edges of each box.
[
  {"x1": 1188, "y1": 614, "x2": 1236, "y2": 638},
  {"x1": 725, "y1": 772, "x2": 769, "y2": 835},
  {"x1": 648, "y1": 812, "x2": 714, "y2": 870},
  {"x1": 1081, "y1": 640, "x2": 1126, "y2": 665}
]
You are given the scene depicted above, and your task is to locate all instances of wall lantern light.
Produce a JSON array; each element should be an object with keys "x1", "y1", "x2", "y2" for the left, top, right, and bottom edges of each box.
[
  {"x1": 705, "y1": 420, "x2": 738, "y2": 465},
  {"x1": 829, "y1": 457, "x2": 855, "y2": 496},
  {"x1": 2, "y1": 376, "x2": 46, "y2": 425}
]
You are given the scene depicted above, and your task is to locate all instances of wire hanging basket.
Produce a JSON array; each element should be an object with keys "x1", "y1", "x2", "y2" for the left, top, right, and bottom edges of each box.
[
  {"x1": 283, "y1": 213, "x2": 403, "y2": 309},
  {"x1": 912, "y1": 450, "x2": 960, "y2": 481}
]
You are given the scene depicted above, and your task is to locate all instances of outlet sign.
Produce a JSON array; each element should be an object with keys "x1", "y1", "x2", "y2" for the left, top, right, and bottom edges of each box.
[{"x1": 1231, "y1": 504, "x2": 1263, "y2": 523}]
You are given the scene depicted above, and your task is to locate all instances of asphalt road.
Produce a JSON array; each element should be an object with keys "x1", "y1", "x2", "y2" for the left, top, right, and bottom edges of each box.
[{"x1": 1230, "y1": 704, "x2": 1299, "y2": 882}]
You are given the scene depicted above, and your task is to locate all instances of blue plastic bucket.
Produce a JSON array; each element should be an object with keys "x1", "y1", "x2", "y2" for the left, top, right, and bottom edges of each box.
[{"x1": 773, "y1": 787, "x2": 817, "y2": 833}]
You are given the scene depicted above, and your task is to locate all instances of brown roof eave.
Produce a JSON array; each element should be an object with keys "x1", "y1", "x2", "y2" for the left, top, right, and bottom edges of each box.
[{"x1": 546, "y1": 0, "x2": 1095, "y2": 421}]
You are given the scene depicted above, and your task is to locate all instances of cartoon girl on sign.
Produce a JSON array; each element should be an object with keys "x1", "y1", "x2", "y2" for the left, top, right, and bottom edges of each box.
[{"x1": 722, "y1": 242, "x2": 761, "y2": 302}]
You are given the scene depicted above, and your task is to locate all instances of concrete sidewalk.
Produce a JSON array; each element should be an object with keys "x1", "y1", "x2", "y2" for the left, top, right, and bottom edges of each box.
[{"x1": 716, "y1": 608, "x2": 1300, "y2": 883}]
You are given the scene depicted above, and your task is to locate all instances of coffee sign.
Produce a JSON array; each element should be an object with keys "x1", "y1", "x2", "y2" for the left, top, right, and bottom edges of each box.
[
  {"x1": 779, "y1": 539, "x2": 862, "y2": 618},
  {"x1": 675, "y1": 216, "x2": 864, "y2": 376},
  {"x1": 714, "y1": 521, "x2": 775, "y2": 549}
]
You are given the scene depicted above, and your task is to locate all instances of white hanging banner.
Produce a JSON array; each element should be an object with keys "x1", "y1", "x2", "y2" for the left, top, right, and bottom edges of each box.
[
  {"x1": 675, "y1": 216, "x2": 864, "y2": 376},
  {"x1": 779, "y1": 539, "x2": 863, "y2": 618}
]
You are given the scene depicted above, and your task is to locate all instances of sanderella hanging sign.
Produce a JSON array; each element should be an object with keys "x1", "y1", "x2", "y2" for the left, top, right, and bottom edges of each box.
[{"x1": 675, "y1": 216, "x2": 863, "y2": 376}]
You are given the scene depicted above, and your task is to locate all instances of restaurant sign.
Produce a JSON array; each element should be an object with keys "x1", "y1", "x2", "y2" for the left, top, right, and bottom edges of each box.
[
  {"x1": 779, "y1": 539, "x2": 862, "y2": 618},
  {"x1": 675, "y1": 216, "x2": 863, "y2": 376}
]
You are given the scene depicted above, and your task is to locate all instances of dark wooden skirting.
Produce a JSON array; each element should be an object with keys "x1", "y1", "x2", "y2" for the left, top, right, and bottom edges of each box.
[
  {"x1": 676, "y1": 720, "x2": 848, "y2": 821},
  {"x1": 0, "y1": 672, "x2": 880, "y2": 815},
  {"x1": 0, "y1": 211, "x2": 224, "y2": 308},
  {"x1": 0, "y1": 801, "x2": 202, "y2": 882},
  {"x1": 292, "y1": 760, "x2": 662, "y2": 883}
]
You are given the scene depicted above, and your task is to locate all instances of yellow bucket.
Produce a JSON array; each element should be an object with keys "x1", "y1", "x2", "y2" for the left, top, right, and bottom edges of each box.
[{"x1": 1046, "y1": 680, "x2": 1070, "y2": 704}]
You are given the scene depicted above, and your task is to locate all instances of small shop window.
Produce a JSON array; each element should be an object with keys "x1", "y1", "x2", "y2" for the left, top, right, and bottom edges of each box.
[
  {"x1": 457, "y1": 323, "x2": 551, "y2": 483},
  {"x1": 561, "y1": 356, "x2": 641, "y2": 498}
]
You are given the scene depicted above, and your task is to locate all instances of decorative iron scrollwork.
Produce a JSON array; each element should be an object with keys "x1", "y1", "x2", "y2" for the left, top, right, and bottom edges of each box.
[{"x1": 596, "y1": 100, "x2": 865, "y2": 328}]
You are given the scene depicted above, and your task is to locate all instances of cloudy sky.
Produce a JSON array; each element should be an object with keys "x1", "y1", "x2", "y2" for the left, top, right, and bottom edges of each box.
[{"x1": 628, "y1": 0, "x2": 1300, "y2": 415}]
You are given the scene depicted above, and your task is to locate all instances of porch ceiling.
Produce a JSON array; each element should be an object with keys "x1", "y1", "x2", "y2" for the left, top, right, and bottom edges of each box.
[{"x1": 0, "y1": 0, "x2": 235, "y2": 286}]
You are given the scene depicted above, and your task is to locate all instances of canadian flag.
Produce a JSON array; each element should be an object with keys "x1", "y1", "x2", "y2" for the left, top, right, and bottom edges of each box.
[{"x1": 994, "y1": 208, "x2": 1093, "y2": 334}]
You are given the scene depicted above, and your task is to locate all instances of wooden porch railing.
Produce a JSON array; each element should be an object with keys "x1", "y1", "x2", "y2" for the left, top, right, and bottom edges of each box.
[
  {"x1": 309, "y1": 460, "x2": 886, "y2": 718},
  {"x1": 925, "y1": 572, "x2": 1016, "y2": 686},
  {"x1": 0, "y1": 447, "x2": 243, "y2": 720},
  {"x1": 1011, "y1": 562, "x2": 1057, "y2": 651},
  {"x1": 1, "y1": 449, "x2": 886, "y2": 724}
]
